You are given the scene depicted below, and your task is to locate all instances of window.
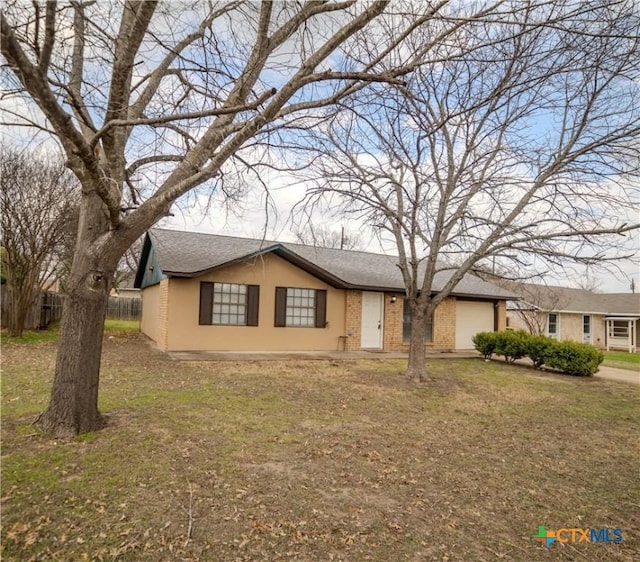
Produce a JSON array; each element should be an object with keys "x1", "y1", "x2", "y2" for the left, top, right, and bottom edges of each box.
[
  {"x1": 583, "y1": 315, "x2": 591, "y2": 335},
  {"x1": 213, "y1": 283, "x2": 247, "y2": 325},
  {"x1": 286, "y1": 287, "x2": 315, "y2": 327},
  {"x1": 274, "y1": 287, "x2": 327, "y2": 328},
  {"x1": 199, "y1": 282, "x2": 259, "y2": 326},
  {"x1": 548, "y1": 313, "x2": 558, "y2": 338},
  {"x1": 402, "y1": 299, "x2": 433, "y2": 342}
]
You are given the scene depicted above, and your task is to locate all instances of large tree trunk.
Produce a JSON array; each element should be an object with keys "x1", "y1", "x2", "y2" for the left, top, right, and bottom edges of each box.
[
  {"x1": 35, "y1": 192, "x2": 119, "y2": 437},
  {"x1": 405, "y1": 306, "x2": 429, "y2": 382},
  {"x1": 35, "y1": 259, "x2": 113, "y2": 436}
]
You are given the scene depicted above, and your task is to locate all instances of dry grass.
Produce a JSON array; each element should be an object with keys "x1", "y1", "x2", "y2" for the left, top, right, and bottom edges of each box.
[{"x1": 2, "y1": 334, "x2": 639, "y2": 561}]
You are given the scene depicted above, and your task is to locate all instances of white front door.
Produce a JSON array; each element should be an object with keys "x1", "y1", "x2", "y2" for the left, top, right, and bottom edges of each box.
[
  {"x1": 361, "y1": 292, "x2": 384, "y2": 349},
  {"x1": 583, "y1": 315, "x2": 592, "y2": 344}
]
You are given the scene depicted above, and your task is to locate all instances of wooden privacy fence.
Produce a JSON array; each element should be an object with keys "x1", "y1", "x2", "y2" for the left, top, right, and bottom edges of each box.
[
  {"x1": 1, "y1": 285, "x2": 142, "y2": 329},
  {"x1": 0, "y1": 286, "x2": 64, "y2": 330},
  {"x1": 106, "y1": 296, "x2": 142, "y2": 321}
]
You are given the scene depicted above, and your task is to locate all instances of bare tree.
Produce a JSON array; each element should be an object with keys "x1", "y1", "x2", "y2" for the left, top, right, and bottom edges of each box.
[
  {"x1": 1, "y1": 0, "x2": 456, "y2": 435},
  {"x1": 300, "y1": 0, "x2": 640, "y2": 381},
  {"x1": 293, "y1": 224, "x2": 363, "y2": 250},
  {"x1": 506, "y1": 285, "x2": 567, "y2": 336},
  {"x1": 112, "y1": 237, "x2": 143, "y2": 293},
  {"x1": 573, "y1": 274, "x2": 603, "y2": 293},
  {"x1": 0, "y1": 144, "x2": 78, "y2": 336}
]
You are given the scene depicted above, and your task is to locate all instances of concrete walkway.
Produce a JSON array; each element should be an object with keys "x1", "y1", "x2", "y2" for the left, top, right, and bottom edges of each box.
[
  {"x1": 594, "y1": 365, "x2": 639, "y2": 385},
  {"x1": 168, "y1": 349, "x2": 479, "y2": 361},
  {"x1": 168, "y1": 349, "x2": 639, "y2": 384}
]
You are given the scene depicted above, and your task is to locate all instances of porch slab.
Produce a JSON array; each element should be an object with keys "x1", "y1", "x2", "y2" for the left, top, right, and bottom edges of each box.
[
  {"x1": 167, "y1": 349, "x2": 638, "y2": 383},
  {"x1": 167, "y1": 350, "x2": 480, "y2": 362}
]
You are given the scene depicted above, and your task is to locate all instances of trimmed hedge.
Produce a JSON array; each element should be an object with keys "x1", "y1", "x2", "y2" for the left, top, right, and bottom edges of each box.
[
  {"x1": 493, "y1": 330, "x2": 529, "y2": 364},
  {"x1": 543, "y1": 340, "x2": 604, "y2": 377},
  {"x1": 473, "y1": 331, "x2": 604, "y2": 376},
  {"x1": 472, "y1": 331, "x2": 498, "y2": 360},
  {"x1": 526, "y1": 334, "x2": 556, "y2": 369}
]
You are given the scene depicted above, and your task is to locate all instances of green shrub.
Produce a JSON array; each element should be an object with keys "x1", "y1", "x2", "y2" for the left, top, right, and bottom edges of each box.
[
  {"x1": 526, "y1": 334, "x2": 556, "y2": 369},
  {"x1": 473, "y1": 330, "x2": 604, "y2": 376},
  {"x1": 542, "y1": 340, "x2": 604, "y2": 376},
  {"x1": 472, "y1": 331, "x2": 499, "y2": 359},
  {"x1": 494, "y1": 330, "x2": 529, "y2": 364}
]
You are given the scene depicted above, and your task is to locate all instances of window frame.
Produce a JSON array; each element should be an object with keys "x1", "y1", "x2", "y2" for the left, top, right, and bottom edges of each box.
[
  {"x1": 548, "y1": 312, "x2": 559, "y2": 338},
  {"x1": 199, "y1": 282, "x2": 259, "y2": 326},
  {"x1": 212, "y1": 282, "x2": 248, "y2": 326},
  {"x1": 274, "y1": 287, "x2": 327, "y2": 328}
]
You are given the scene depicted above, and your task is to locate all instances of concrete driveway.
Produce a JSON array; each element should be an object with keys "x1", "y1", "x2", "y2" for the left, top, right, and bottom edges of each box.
[{"x1": 594, "y1": 365, "x2": 640, "y2": 385}]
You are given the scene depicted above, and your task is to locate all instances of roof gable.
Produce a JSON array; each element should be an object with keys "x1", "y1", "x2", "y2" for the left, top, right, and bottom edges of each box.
[{"x1": 135, "y1": 228, "x2": 517, "y2": 299}]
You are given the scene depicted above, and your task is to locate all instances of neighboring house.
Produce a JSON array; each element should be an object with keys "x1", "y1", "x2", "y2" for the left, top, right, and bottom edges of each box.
[
  {"x1": 506, "y1": 283, "x2": 639, "y2": 352},
  {"x1": 111, "y1": 273, "x2": 141, "y2": 299},
  {"x1": 134, "y1": 228, "x2": 516, "y2": 353}
]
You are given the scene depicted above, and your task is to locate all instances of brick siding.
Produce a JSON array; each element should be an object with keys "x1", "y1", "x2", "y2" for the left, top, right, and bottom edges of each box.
[
  {"x1": 344, "y1": 290, "x2": 362, "y2": 350},
  {"x1": 384, "y1": 295, "x2": 457, "y2": 351},
  {"x1": 345, "y1": 290, "x2": 459, "y2": 352},
  {"x1": 157, "y1": 279, "x2": 169, "y2": 351}
]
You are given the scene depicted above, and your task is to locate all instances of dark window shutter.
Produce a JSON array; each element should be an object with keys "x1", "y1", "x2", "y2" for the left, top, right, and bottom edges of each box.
[
  {"x1": 315, "y1": 289, "x2": 327, "y2": 328},
  {"x1": 274, "y1": 287, "x2": 287, "y2": 327},
  {"x1": 199, "y1": 282, "x2": 214, "y2": 325},
  {"x1": 247, "y1": 285, "x2": 260, "y2": 326}
]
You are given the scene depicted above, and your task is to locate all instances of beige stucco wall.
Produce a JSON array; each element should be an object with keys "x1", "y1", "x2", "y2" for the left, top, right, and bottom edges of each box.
[
  {"x1": 559, "y1": 313, "x2": 606, "y2": 348},
  {"x1": 496, "y1": 301, "x2": 507, "y2": 331},
  {"x1": 591, "y1": 314, "x2": 606, "y2": 348},
  {"x1": 140, "y1": 283, "x2": 160, "y2": 344},
  {"x1": 506, "y1": 310, "x2": 606, "y2": 349},
  {"x1": 164, "y1": 253, "x2": 347, "y2": 352}
]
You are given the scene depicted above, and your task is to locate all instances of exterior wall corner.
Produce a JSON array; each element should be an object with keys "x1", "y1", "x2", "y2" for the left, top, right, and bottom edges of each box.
[
  {"x1": 157, "y1": 278, "x2": 170, "y2": 352},
  {"x1": 344, "y1": 290, "x2": 362, "y2": 351}
]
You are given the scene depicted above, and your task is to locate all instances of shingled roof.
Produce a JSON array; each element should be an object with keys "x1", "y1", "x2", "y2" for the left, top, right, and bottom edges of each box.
[
  {"x1": 507, "y1": 283, "x2": 640, "y2": 315},
  {"x1": 135, "y1": 228, "x2": 517, "y2": 300}
]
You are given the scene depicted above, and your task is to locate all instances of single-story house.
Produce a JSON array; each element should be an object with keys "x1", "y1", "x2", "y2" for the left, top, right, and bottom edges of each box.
[
  {"x1": 134, "y1": 228, "x2": 516, "y2": 353},
  {"x1": 506, "y1": 283, "x2": 639, "y2": 352}
]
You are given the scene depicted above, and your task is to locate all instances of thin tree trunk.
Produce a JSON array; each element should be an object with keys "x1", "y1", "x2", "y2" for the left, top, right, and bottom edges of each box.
[
  {"x1": 405, "y1": 307, "x2": 429, "y2": 382},
  {"x1": 7, "y1": 283, "x2": 36, "y2": 337}
]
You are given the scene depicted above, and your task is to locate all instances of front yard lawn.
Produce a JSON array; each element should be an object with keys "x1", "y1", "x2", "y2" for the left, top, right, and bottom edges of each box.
[
  {"x1": 2, "y1": 335, "x2": 639, "y2": 561},
  {"x1": 603, "y1": 350, "x2": 640, "y2": 371}
]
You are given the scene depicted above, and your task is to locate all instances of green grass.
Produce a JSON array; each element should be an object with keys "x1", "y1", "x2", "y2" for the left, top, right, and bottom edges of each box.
[
  {"x1": 1, "y1": 318, "x2": 139, "y2": 346},
  {"x1": 2, "y1": 337, "x2": 639, "y2": 561},
  {"x1": 104, "y1": 318, "x2": 140, "y2": 333},
  {"x1": 0, "y1": 322, "x2": 61, "y2": 344},
  {"x1": 603, "y1": 350, "x2": 640, "y2": 371}
]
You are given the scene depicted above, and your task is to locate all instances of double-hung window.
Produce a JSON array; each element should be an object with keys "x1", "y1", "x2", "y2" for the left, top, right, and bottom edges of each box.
[
  {"x1": 274, "y1": 287, "x2": 327, "y2": 328},
  {"x1": 199, "y1": 282, "x2": 259, "y2": 326},
  {"x1": 547, "y1": 312, "x2": 559, "y2": 339}
]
